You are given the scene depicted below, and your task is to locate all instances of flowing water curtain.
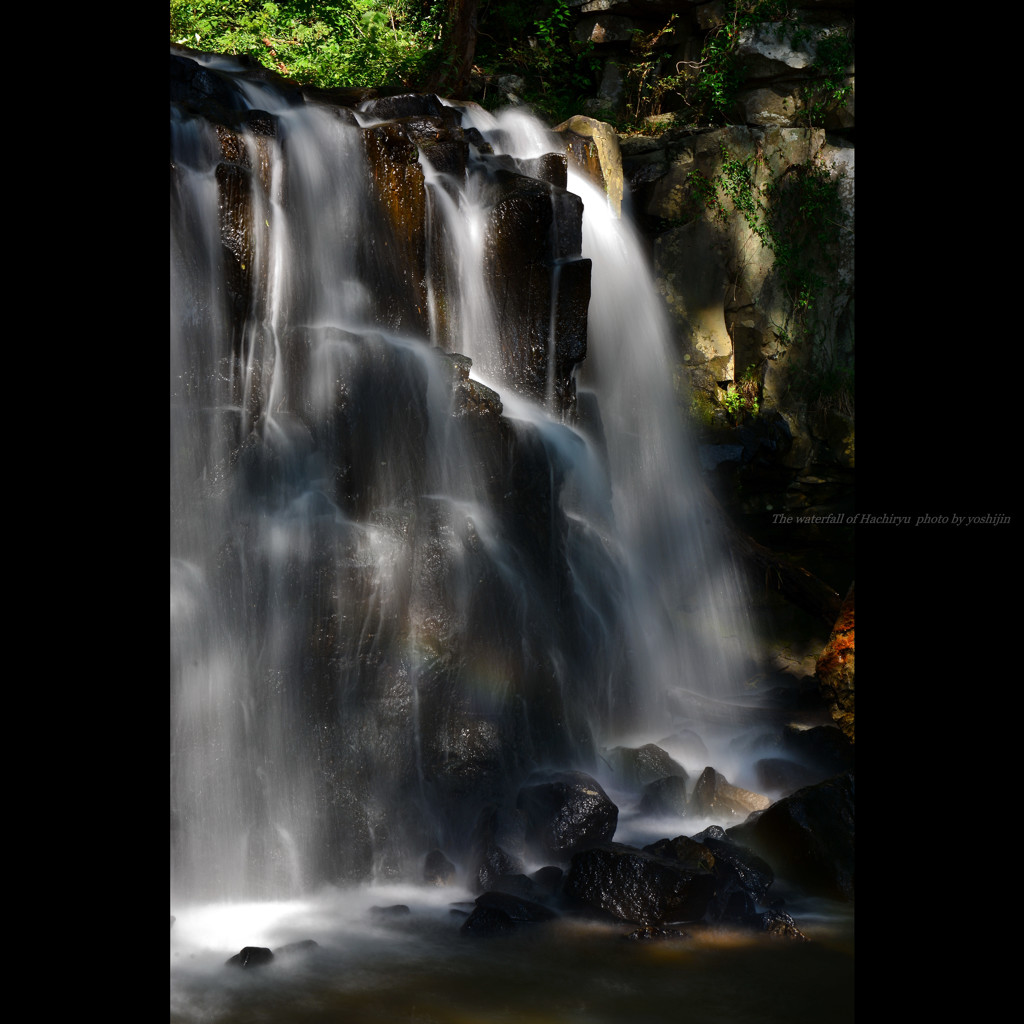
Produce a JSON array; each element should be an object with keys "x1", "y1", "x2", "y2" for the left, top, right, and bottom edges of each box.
[
  {"x1": 172, "y1": 59, "x2": 599, "y2": 898},
  {"x1": 171, "y1": 51, "x2": 754, "y2": 903}
]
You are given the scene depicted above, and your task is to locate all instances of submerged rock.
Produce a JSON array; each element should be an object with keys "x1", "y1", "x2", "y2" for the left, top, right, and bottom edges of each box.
[
  {"x1": 370, "y1": 904, "x2": 412, "y2": 920},
  {"x1": 274, "y1": 939, "x2": 320, "y2": 958},
  {"x1": 225, "y1": 946, "x2": 274, "y2": 968},
  {"x1": 474, "y1": 890, "x2": 558, "y2": 923},
  {"x1": 623, "y1": 924, "x2": 690, "y2": 941},
  {"x1": 424, "y1": 848, "x2": 457, "y2": 886},
  {"x1": 604, "y1": 743, "x2": 688, "y2": 790},
  {"x1": 759, "y1": 909, "x2": 808, "y2": 941},
  {"x1": 459, "y1": 904, "x2": 516, "y2": 936}
]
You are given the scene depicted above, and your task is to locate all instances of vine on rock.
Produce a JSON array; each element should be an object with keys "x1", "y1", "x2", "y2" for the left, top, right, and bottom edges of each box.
[{"x1": 686, "y1": 142, "x2": 851, "y2": 414}]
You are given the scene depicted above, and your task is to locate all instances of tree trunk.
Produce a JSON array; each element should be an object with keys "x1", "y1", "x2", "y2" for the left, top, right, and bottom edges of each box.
[{"x1": 429, "y1": 0, "x2": 479, "y2": 97}]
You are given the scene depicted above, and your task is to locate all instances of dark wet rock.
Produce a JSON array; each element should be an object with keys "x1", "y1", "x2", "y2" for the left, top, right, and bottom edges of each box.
[
  {"x1": 468, "y1": 805, "x2": 527, "y2": 893},
  {"x1": 754, "y1": 756, "x2": 822, "y2": 795},
  {"x1": 646, "y1": 827, "x2": 775, "y2": 927},
  {"x1": 479, "y1": 169, "x2": 590, "y2": 412},
  {"x1": 687, "y1": 826, "x2": 775, "y2": 904},
  {"x1": 171, "y1": 46, "x2": 304, "y2": 122},
  {"x1": 483, "y1": 872, "x2": 554, "y2": 903},
  {"x1": 370, "y1": 904, "x2": 412, "y2": 920},
  {"x1": 739, "y1": 722, "x2": 853, "y2": 788},
  {"x1": 658, "y1": 729, "x2": 710, "y2": 767},
  {"x1": 639, "y1": 775, "x2": 690, "y2": 816},
  {"x1": 728, "y1": 770, "x2": 854, "y2": 901},
  {"x1": 759, "y1": 908, "x2": 808, "y2": 941},
  {"x1": 459, "y1": 904, "x2": 516, "y2": 936},
  {"x1": 517, "y1": 770, "x2": 618, "y2": 862},
  {"x1": 642, "y1": 834, "x2": 716, "y2": 874},
  {"x1": 530, "y1": 865, "x2": 564, "y2": 897},
  {"x1": 518, "y1": 152, "x2": 568, "y2": 189},
  {"x1": 688, "y1": 766, "x2": 770, "y2": 820},
  {"x1": 424, "y1": 848, "x2": 457, "y2": 886},
  {"x1": 623, "y1": 924, "x2": 690, "y2": 941},
  {"x1": 274, "y1": 939, "x2": 320, "y2": 957},
  {"x1": 359, "y1": 121, "x2": 430, "y2": 334},
  {"x1": 604, "y1": 742, "x2": 688, "y2": 790},
  {"x1": 473, "y1": 841, "x2": 525, "y2": 892},
  {"x1": 171, "y1": 51, "x2": 241, "y2": 115},
  {"x1": 475, "y1": 889, "x2": 558, "y2": 923},
  {"x1": 564, "y1": 841, "x2": 717, "y2": 926},
  {"x1": 360, "y1": 93, "x2": 449, "y2": 121},
  {"x1": 225, "y1": 946, "x2": 274, "y2": 968},
  {"x1": 782, "y1": 725, "x2": 854, "y2": 775}
]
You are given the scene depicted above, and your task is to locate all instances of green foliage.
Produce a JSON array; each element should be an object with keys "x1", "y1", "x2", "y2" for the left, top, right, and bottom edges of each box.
[
  {"x1": 801, "y1": 28, "x2": 854, "y2": 127},
  {"x1": 473, "y1": 0, "x2": 602, "y2": 124},
  {"x1": 615, "y1": 16, "x2": 683, "y2": 129},
  {"x1": 687, "y1": 144, "x2": 848, "y2": 367},
  {"x1": 800, "y1": 355, "x2": 853, "y2": 418},
  {"x1": 722, "y1": 364, "x2": 761, "y2": 424},
  {"x1": 666, "y1": 1, "x2": 851, "y2": 128},
  {"x1": 170, "y1": 0, "x2": 444, "y2": 88},
  {"x1": 683, "y1": 0, "x2": 792, "y2": 124}
]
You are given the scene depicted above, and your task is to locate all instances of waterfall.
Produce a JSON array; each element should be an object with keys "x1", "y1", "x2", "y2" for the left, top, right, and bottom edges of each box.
[{"x1": 170, "y1": 49, "x2": 756, "y2": 907}]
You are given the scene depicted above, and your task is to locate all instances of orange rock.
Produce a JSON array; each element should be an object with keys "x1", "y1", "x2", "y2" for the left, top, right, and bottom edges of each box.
[{"x1": 816, "y1": 582, "x2": 854, "y2": 743}]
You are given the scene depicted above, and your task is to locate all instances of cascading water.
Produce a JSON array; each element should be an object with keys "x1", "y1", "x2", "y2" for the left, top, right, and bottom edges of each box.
[
  {"x1": 171, "y1": 46, "x2": 761, "y2": 898},
  {"x1": 170, "y1": 48, "x2": 850, "y2": 1024}
]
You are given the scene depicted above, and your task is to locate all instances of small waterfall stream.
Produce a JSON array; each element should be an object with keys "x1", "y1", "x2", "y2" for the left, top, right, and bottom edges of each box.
[{"x1": 171, "y1": 48, "x2": 850, "y2": 1024}]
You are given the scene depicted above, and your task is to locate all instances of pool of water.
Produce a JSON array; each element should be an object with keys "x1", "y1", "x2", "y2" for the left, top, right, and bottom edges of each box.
[{"x1": 170, "y1": 885, "x2": 854, "y2": 1023}]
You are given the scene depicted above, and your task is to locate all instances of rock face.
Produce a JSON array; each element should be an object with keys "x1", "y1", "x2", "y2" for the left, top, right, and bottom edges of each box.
[
  {"x1": 633, "y1": 124, "x2": 854, "y2": 519},
  {"x1": 547, "y1": 3, "x2": 856, "y2": 523}
]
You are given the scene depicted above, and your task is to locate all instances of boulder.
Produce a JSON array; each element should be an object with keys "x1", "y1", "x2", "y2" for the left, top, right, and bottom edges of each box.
[
  {"x1": 474, "y1": 889, "x2": 559, "y2": 922},
  {"x1": 563, "y1": 841, "x2": 716, "y2": 926},
  {"x1": 649, "y1": 827, "x2": 774, "y2": 928},
  {"x1": 459, "y1": 905, "x2": 516, "y2": 936},
  {"x1": 555, "y1": 114, "x2": 624, "y2": 216},
  {"x1": 424, "y1": 848, "x2": 457, "y2": 885},
  {"x1": 517, "y1": 770, "x2": 619, "y2": 862},
  {"x1": 225, "y1": 946, "x2": 274, "y2": 968},
  {"x1": 688, "y1": 766, "x2": 770, "y2": 820},
  {"x1": 604, "y1": 742, "x2": 688, "y2": 789},
  {"x1": 639, "y1": 775, "x2": 690, "y2": 817},
  {"x1": 728, "y1": 770, "x2": 854, "y2": 901}
]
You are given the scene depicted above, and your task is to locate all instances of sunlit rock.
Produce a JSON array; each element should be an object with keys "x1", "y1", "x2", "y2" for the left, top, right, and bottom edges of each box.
[{"x1": 688, "y1": 766, "x2": 770, "y2": 820}]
